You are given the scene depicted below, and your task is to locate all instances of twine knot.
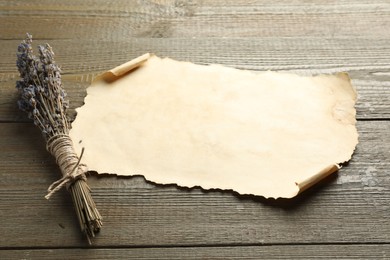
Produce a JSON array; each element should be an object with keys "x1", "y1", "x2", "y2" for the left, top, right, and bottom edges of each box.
[{"x1": 45, "y1": 134, "x2": 87, "y2": 199}]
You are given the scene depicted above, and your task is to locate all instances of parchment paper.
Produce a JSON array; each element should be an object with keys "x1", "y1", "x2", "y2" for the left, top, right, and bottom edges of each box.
[{"x1": 70, "y1": 54, "x2": 358, "y2": 198}]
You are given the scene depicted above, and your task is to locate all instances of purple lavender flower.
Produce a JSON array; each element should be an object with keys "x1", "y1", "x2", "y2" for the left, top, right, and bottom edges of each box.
[
  {"x1": 16, "y1": 34, "x2": 102, "y2": 243},
  {"x1": 16, "y1": 33, "x2": 69, "y2": 140}
]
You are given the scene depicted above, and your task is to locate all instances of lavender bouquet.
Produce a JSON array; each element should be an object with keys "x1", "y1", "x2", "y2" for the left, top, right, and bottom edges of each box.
[{"x1": 16, "y1": 34, "x2": 102, "y2": 243}]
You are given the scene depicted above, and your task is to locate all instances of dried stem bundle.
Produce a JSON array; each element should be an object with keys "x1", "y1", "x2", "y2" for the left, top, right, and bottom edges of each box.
[{"x1": 16, "y1": 34, "x2": 102, "y2": 243}]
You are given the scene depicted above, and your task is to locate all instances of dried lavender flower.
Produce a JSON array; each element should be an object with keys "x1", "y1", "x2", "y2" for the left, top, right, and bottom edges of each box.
[
  {"x1": 16, "y1": 34, "x2": 102, "y2": 244},
  {"x1": 16, "y1": 33, "x2": 69, "y2": 140}
]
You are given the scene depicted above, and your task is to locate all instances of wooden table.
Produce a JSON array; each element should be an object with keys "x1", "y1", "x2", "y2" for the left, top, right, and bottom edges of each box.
[{"x1": 1, "y1": 1, "x2": 389, "y2": 259}]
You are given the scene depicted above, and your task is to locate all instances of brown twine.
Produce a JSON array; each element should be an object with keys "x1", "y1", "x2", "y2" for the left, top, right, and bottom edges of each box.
[{"x1": 45, "y1": 134, "x2": 87, "y2": 199}]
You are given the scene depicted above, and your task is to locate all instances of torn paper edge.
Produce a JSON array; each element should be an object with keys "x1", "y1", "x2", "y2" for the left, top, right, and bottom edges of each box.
[{"x1": 84, "y1": 53, "x2": 357, "y2": 199}]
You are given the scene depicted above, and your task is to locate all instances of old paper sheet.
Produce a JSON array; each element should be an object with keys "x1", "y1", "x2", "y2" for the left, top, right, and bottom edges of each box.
[{"x1": 70, "y1": 54, "x2": 358, "y2": 198}]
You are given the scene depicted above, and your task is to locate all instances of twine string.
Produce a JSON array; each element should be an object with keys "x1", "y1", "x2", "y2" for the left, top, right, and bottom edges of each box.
[{"x1": 45, "y1": 134, "x2": 87, "y2": 199}]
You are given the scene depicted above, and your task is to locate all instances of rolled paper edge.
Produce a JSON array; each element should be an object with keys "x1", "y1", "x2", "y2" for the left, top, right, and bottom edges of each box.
[
  {"x1": 295, "y1": 164, "x2": 340, "y2": 194},
  {"x1": 93, "y1": 53, "x2": 151, "y2": 83}
]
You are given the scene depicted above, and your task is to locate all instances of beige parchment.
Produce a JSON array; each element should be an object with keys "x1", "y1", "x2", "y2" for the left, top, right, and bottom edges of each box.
[{"x1": 70, "y1": 54, "x2": 358, "y2": 198}]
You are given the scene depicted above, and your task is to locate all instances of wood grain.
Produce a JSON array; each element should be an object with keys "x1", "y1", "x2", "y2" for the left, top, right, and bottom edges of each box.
[
  {"x1": 1, "y1": 0, "x2": 389, "y2": 258},
  {"x1": 1, "y1": 245, "x2": 390, "y2": 259},
  {"x1": 1, "y1": 38, "x2": 390, "y2": 121},
  {"x1": 0, "y1": 0, "x2": 389, "y2": 39},
  {"x1": 2, "y1": 38, "x2": 390, "y2": 73},
  {"x1": 0, "y1": 121, "x2": 389, "y2": 247}
]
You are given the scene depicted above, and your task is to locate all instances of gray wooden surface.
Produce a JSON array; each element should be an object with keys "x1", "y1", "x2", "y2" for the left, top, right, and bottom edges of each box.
[{"x1": 1, "y1": 0, "x2": 389, "y2": 259}]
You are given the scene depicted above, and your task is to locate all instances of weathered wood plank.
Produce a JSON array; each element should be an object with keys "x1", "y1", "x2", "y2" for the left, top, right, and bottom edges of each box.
[
  {"x1": 1, "y1": 0, "x2": 389, "y2": 256},
  {"x1": 1, "y1": 38, "x2": 390, "y2": 121},
  {"x1": 0, "y1": 0, "x2": 389, "y2": 39},
  {"x1": 2, "y1": 70, "x2": 389, "y2": 122},
  {"x1": 2, "y1": 38, "x2": 390, "y2": 74},
  {"x1": 1, "y1": 245, "x2": 390, "y2": 259},
  {"x1": 0, "y1": 121, "x2": 389, "y2": 247}
]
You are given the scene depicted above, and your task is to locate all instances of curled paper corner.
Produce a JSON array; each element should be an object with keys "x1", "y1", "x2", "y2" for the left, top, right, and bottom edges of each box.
[
  {"x1": 70, "y1": 54, "x2": 359, "y2": 200},
  {"x1": 93, "y1": 53, "x2": 151, "y2": 83},
  {"x1": 295, "y1": 164, "x2": 340, "y2": 196}
]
